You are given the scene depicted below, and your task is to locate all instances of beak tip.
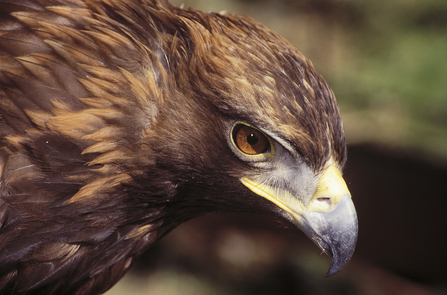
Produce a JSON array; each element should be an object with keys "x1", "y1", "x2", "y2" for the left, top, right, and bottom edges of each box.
[
  {"x1": 325, "y1": 221, "x2": 358, "y2": 277},
  {"x1": 300, "y1": 195, "x2": 358, "y2": 277},
  {"x1": 324, "y1": 249, "x2": 354, "y2": 277},
  {"x1": 325, "y1": 269, "x2": 339, "y2": 278}
]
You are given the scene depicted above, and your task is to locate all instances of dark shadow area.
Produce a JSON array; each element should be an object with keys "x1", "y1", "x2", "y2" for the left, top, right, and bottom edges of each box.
[{"x1": 345, "y1": 144, "x2": 447, "y2": 285}]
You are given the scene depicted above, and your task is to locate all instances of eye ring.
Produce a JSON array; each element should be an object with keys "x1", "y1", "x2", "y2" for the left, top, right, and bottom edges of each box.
[{"x1": 231, "y1": 124, "x2": 271, "y2": 155}]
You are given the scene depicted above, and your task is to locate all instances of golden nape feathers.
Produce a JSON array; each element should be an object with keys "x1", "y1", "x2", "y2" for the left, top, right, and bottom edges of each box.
[{"x1": 0, "y1": 0, "x2": 357, "y2": 294}]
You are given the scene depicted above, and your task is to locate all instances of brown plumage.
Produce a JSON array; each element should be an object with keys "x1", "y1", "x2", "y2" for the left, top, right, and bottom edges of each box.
[{"x1": 0, "y1": 0, "x2": 357, "y2": 294}]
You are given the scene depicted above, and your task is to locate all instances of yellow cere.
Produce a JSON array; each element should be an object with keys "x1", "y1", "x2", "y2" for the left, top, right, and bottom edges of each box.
[
  {"x1": 308, "y1": 166, "x2": 350, "y2": 212},
  {"x1": 240, "y1": 165, "x2": 351, "y2": 219}
]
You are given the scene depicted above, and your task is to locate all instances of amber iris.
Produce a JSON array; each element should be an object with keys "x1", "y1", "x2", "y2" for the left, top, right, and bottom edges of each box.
[{"x1": 233, "y1": 125, "x2": 270, "y2": 155}]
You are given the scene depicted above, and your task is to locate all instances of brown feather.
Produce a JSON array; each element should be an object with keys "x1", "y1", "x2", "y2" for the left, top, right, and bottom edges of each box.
[{"x1": 0, "y1": 0, "x2": 347, "y2": 294}]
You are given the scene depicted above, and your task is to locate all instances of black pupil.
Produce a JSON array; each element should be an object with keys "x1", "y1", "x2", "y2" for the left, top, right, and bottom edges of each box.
[{"x1": 247, "y1": 133, "x2": 258, "y2": 145}]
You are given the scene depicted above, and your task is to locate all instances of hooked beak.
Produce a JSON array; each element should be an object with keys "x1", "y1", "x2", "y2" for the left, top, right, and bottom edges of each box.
[
  {"x1": 241, "y1": 165, "x2": 358, "y2": 276},
  {"x1": 299, "y1": 193, "x2": 358, "y2": 276}
]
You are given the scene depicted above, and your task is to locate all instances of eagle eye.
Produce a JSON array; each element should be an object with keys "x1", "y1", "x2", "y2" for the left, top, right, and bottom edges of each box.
[{"x1": 232, "y1": 124, "x2": 270, "y2": 155}]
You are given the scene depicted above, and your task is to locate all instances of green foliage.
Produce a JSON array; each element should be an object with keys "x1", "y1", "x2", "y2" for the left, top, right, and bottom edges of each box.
[{"x1": 331, "y1": 0, "x2": 447, "y2": 158}]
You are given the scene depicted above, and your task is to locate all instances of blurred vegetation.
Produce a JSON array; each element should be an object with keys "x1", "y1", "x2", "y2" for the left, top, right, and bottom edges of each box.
[{"x1": 328, "y1": 0, "x2": 447, "y2": 159}]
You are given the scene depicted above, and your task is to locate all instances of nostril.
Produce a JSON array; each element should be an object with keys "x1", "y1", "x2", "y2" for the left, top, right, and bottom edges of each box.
[
  {"x1": 317, "y1": 197, "x2": 331, "y2": 205},
  {"x1": 310, "y1": 197, "x2": 333, "y2": 211}
]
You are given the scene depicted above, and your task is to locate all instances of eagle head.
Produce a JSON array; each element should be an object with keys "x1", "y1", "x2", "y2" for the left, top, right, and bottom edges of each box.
[{"x1": 0, "y1": 0, "x2": 357, "y2": 294}]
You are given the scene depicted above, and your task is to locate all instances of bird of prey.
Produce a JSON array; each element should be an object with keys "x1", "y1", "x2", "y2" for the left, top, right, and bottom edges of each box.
[{"x1": 0, "y1": 0, "x2": 358, "y2": 294}]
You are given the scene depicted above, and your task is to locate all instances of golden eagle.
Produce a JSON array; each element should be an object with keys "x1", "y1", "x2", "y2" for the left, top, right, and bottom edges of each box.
[{"x1": 0, "y1": 0, "x2": 358, "y2": 294}]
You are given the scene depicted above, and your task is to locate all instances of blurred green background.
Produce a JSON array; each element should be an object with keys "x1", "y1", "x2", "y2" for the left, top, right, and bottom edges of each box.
[{"x1": 107, "y1": 0, "x2": 447, "y2": 294}]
